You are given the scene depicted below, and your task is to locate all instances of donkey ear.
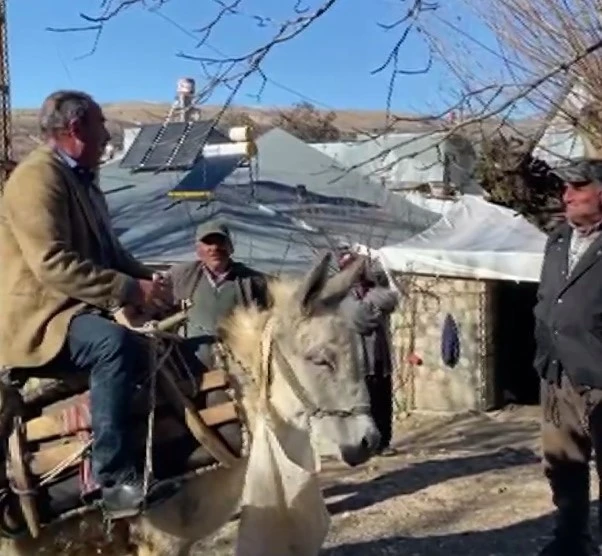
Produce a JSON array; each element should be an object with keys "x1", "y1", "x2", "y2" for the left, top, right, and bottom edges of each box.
[
  {"x1": 317, "y1": 255, "x2": 365, "y2": 307},
  {"x1": 295, "y1": 251, "x2": 333, "y2": 312}
]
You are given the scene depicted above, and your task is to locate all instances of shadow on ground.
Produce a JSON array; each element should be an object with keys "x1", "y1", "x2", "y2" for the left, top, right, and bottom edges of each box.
[
  {"x1": 321, "y1": 506, "x2": 562, "y2": 555},
  {"x1": 392, "y1": 411, "x2": 540, "y2": 454},
  {"x1": 324, "y1": 447, "x2": 539, "y2": 515}
]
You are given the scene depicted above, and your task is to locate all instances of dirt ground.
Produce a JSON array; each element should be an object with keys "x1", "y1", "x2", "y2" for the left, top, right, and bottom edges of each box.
[{"x1": 193, "y1": 405, "x2": 601, "y2": 555}]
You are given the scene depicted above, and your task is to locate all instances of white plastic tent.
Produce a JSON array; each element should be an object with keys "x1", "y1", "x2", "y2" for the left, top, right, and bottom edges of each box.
[{"x1": 376, "y1": 195, "x2": 547, "y2": 282}]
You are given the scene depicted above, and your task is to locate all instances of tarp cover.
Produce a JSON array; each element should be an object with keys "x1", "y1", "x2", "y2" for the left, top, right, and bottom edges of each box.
[{"x1": 377, "y1": 195, "x2": 548, "y2": 282}]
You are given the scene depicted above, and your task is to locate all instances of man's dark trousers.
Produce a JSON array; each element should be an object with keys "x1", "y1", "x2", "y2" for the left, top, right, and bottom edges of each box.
[
  {"x1": 366, "y1": 373, "x2": 393, "y2": 451},
  {"x1": 64, "y1": 313, "x2": 146, "y2": 486},
  {"x1": 541, "y1": 374, "x2": 602, "y2": 554}
]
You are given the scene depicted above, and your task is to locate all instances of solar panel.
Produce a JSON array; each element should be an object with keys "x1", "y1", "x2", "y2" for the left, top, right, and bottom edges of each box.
[
  {"x1": 169, "y1": 121, "x2": 230, "y2": 169},
  {"x1": 168, "y1": 154, "x2": 244, "y2": 199},
  {"x1": 119, "y1": 124, "x2": 162, "y2": 169},
  {"x1": 139, "y1": 122, "x2": 188, "y2": 171},
  {"x1": 120, "y1": 121, "x2": 233, "y2": 172}
]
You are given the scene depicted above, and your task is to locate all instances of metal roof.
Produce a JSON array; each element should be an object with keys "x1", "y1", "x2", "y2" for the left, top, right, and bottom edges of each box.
[
  {"x1": 100, "y1": 128, "x2": 440, "y2": 275},
  {"x1": 222, "y1": 129, "x2": 440, "y2": 247},
  {"x1": 101, "y1": 163, "x2": 331, "y2": 276},
  {"x1": 240, "y1": 128, "x2": 390, "y2": 206},
  {"x1": 312, "y1": 132, "x2": 481, "y2": 194},
  {"x1": 533, "y1": 127, "x2": 586, "y2": 166},
  {"x1": 532, "y1": 83, "x2": 590, "y2": 166}
]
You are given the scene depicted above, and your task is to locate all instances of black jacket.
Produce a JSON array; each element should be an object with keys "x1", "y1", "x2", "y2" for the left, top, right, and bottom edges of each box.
[{"x1": 534, "y1": 223, "x2": 602, "y2": 387}]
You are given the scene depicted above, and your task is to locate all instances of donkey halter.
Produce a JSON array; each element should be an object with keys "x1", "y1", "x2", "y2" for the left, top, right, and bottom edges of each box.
[{"x1": 259, "y1": 317, "x2": 370, "y2": 419}]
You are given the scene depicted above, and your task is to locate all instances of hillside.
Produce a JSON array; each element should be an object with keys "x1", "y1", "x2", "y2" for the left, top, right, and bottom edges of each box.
[{"x1": 10, "y1": 102, "x2": 538, "y2": 160}]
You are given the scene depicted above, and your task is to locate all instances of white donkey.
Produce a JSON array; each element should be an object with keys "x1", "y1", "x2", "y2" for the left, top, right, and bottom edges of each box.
[{"x1": 2, "y1": 252, "x2": 381, "y2": 555}]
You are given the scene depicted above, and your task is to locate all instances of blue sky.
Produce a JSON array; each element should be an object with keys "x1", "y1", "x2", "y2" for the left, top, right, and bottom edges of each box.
[{"x1": 9, "y1": 0, "x2": 502, "y2": 112}]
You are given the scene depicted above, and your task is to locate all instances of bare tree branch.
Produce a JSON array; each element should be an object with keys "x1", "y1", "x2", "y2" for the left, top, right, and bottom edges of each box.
[{"x1": 42, "y1": 0, "x2": 602, "y2": 234}]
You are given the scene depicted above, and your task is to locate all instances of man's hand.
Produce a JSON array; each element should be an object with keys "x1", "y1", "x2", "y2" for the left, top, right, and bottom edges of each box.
[
  {"x1": 113, "y1": 305, "x2": 149, "y2": 329},
  {"x1": 135, "y1": 274, "x2": 173, "y2": 311},
  {"x1": 363, "y1": 287, "x2": 399, "y2": 314},
  {"x1": 152, "y1": 271, "x2": 172, "y2": 290}
]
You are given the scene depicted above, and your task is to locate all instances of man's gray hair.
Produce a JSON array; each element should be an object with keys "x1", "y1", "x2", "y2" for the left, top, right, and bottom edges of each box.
[{"x1": 39, "y1": 90, "x2": 96, "y2": 137}]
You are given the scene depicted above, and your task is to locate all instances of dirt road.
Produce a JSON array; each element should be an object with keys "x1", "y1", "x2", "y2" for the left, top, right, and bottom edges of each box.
[{"x1": 194, "y1": 406, "x2": 597, "y2": 555}]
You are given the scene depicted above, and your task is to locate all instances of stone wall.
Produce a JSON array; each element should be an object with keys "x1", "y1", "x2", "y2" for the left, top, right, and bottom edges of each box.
[{"x1": 390, "y1": 274, "x2": 491, "y2": 413}]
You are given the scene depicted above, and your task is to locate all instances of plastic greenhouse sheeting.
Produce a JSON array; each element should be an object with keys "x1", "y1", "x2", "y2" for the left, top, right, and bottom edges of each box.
[{"x1": 376, "y1": 195, "x2": 548, "y2": 282}]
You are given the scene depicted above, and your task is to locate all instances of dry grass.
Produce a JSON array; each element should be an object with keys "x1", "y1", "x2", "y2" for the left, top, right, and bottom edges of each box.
[
  {"x1": 9, "y1": 102, "x2": 430, "y2": 160},
  {"x1": 9, "y1": 102, "x2": 540, "y2": 161}
]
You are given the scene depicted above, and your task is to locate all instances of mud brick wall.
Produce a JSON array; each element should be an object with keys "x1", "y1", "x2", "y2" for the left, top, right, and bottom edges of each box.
[{"x1": 390, "y1": 274, "x2": 491, "y2": 414}]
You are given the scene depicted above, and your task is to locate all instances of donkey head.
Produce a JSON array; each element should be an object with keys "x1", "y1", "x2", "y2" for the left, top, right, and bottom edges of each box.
[{"x1": 270, "y1": 252, "x2": 381, "y2": 466}]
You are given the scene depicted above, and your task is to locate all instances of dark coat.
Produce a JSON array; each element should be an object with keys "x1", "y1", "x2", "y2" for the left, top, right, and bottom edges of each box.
[
  {"x1": 534, "y1": 222, "x2": 602, "y2": 388},
  {"x1": 340, "y1": 286, "x2": 397, "y2": 377}
]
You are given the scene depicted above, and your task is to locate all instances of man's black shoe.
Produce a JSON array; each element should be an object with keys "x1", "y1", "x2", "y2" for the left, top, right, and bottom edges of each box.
[
  {"x1": 101, "y1": 478, "x2": 181, "y2": 520},
  {"x1": 538, "y1": 538, "x2": 601, "y2": 556}
]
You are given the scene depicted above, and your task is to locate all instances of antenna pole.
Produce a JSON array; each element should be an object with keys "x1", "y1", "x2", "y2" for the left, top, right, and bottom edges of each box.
[{"x1": 0, "y1": 0, "x2": 13, "y2": 191}]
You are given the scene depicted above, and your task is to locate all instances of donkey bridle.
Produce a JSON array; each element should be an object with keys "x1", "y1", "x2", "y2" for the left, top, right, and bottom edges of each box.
[{"x1": 263, "y1": 322, "x2": 371, "y2": 419}]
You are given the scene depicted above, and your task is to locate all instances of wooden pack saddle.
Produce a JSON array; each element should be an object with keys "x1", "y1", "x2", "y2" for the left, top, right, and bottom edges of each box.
[{"x1": 0, "y1": 308, "x2": 246, "y2": 540}]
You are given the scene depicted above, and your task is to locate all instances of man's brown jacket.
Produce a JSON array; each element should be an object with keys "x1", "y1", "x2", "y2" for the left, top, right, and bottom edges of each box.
[{"x1": 0, "y1": 146, "x2": 151, "y2": 369}]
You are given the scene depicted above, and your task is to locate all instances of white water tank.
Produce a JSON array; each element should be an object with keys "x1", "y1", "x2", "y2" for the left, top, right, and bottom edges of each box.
[
  {"x1": 122, "y1": 127, "x2": 141, "y2": 154},
  {"x1": 228, "y1": 125, "x2": 254, "y2": 142}
]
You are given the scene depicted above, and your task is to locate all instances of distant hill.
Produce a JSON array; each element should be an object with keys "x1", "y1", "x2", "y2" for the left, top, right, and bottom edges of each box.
[{"x1": 9, "y1": 102, "x2": 540, "y2": 161}]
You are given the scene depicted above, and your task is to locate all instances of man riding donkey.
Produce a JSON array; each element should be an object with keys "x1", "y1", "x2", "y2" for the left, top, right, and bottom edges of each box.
[{"x1": 0, "y1": 90, "x2": 181, "y2": 520}]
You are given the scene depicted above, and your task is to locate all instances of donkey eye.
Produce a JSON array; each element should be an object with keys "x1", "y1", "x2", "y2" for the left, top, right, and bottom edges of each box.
[
  {"x1": 305, "y1": 348, "x2": 336, "y2": 370},
  {"x1": 311, "y1": 357, "x2": 335, "y2": 370}
]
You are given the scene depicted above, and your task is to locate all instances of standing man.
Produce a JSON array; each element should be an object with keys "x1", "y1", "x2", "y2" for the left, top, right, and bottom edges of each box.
[
  {"x1": 169, "y1": 220, "x2": 270, "y2": 368},
  {"x1": 336, "y1": 243, "x2": 398, "y2": 455},
  {"x1": 535, "y1": 159, "x2": 602, "y2": 556},
  {"x1": 0, "y1": 90, "x2": 177, "y2": 519}
]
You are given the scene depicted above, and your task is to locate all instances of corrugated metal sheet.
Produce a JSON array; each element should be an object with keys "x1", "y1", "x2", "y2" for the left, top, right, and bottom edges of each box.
[
  {"x1": 533, "y1": 82, "x2": 589, "y2": 165},
  {"x1": 246, "y1": 129, "x2": 389, "y2": 205},
  {"x1": 312, "y1": 132, "x2": 480, "y2": 193},
  {"x1": 533, "y1": 127, "x2": 585, "y2": 165},
  {"x1": 314, "y1": 134, "x2": 445, "y2": 185}
]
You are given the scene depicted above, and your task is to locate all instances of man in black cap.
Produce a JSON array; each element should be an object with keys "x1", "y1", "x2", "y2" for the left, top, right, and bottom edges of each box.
[
  {"x1": 535, "y1": 158, "x2": 602, "y2": 555},
  {"x1": 168, "y1": 219, "x2": 270, "y2": 367}
]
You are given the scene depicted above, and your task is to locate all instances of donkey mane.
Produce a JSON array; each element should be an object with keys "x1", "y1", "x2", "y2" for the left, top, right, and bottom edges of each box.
[{"x1": 218, "y1": 279, "x2": 301, "y2": 385}]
